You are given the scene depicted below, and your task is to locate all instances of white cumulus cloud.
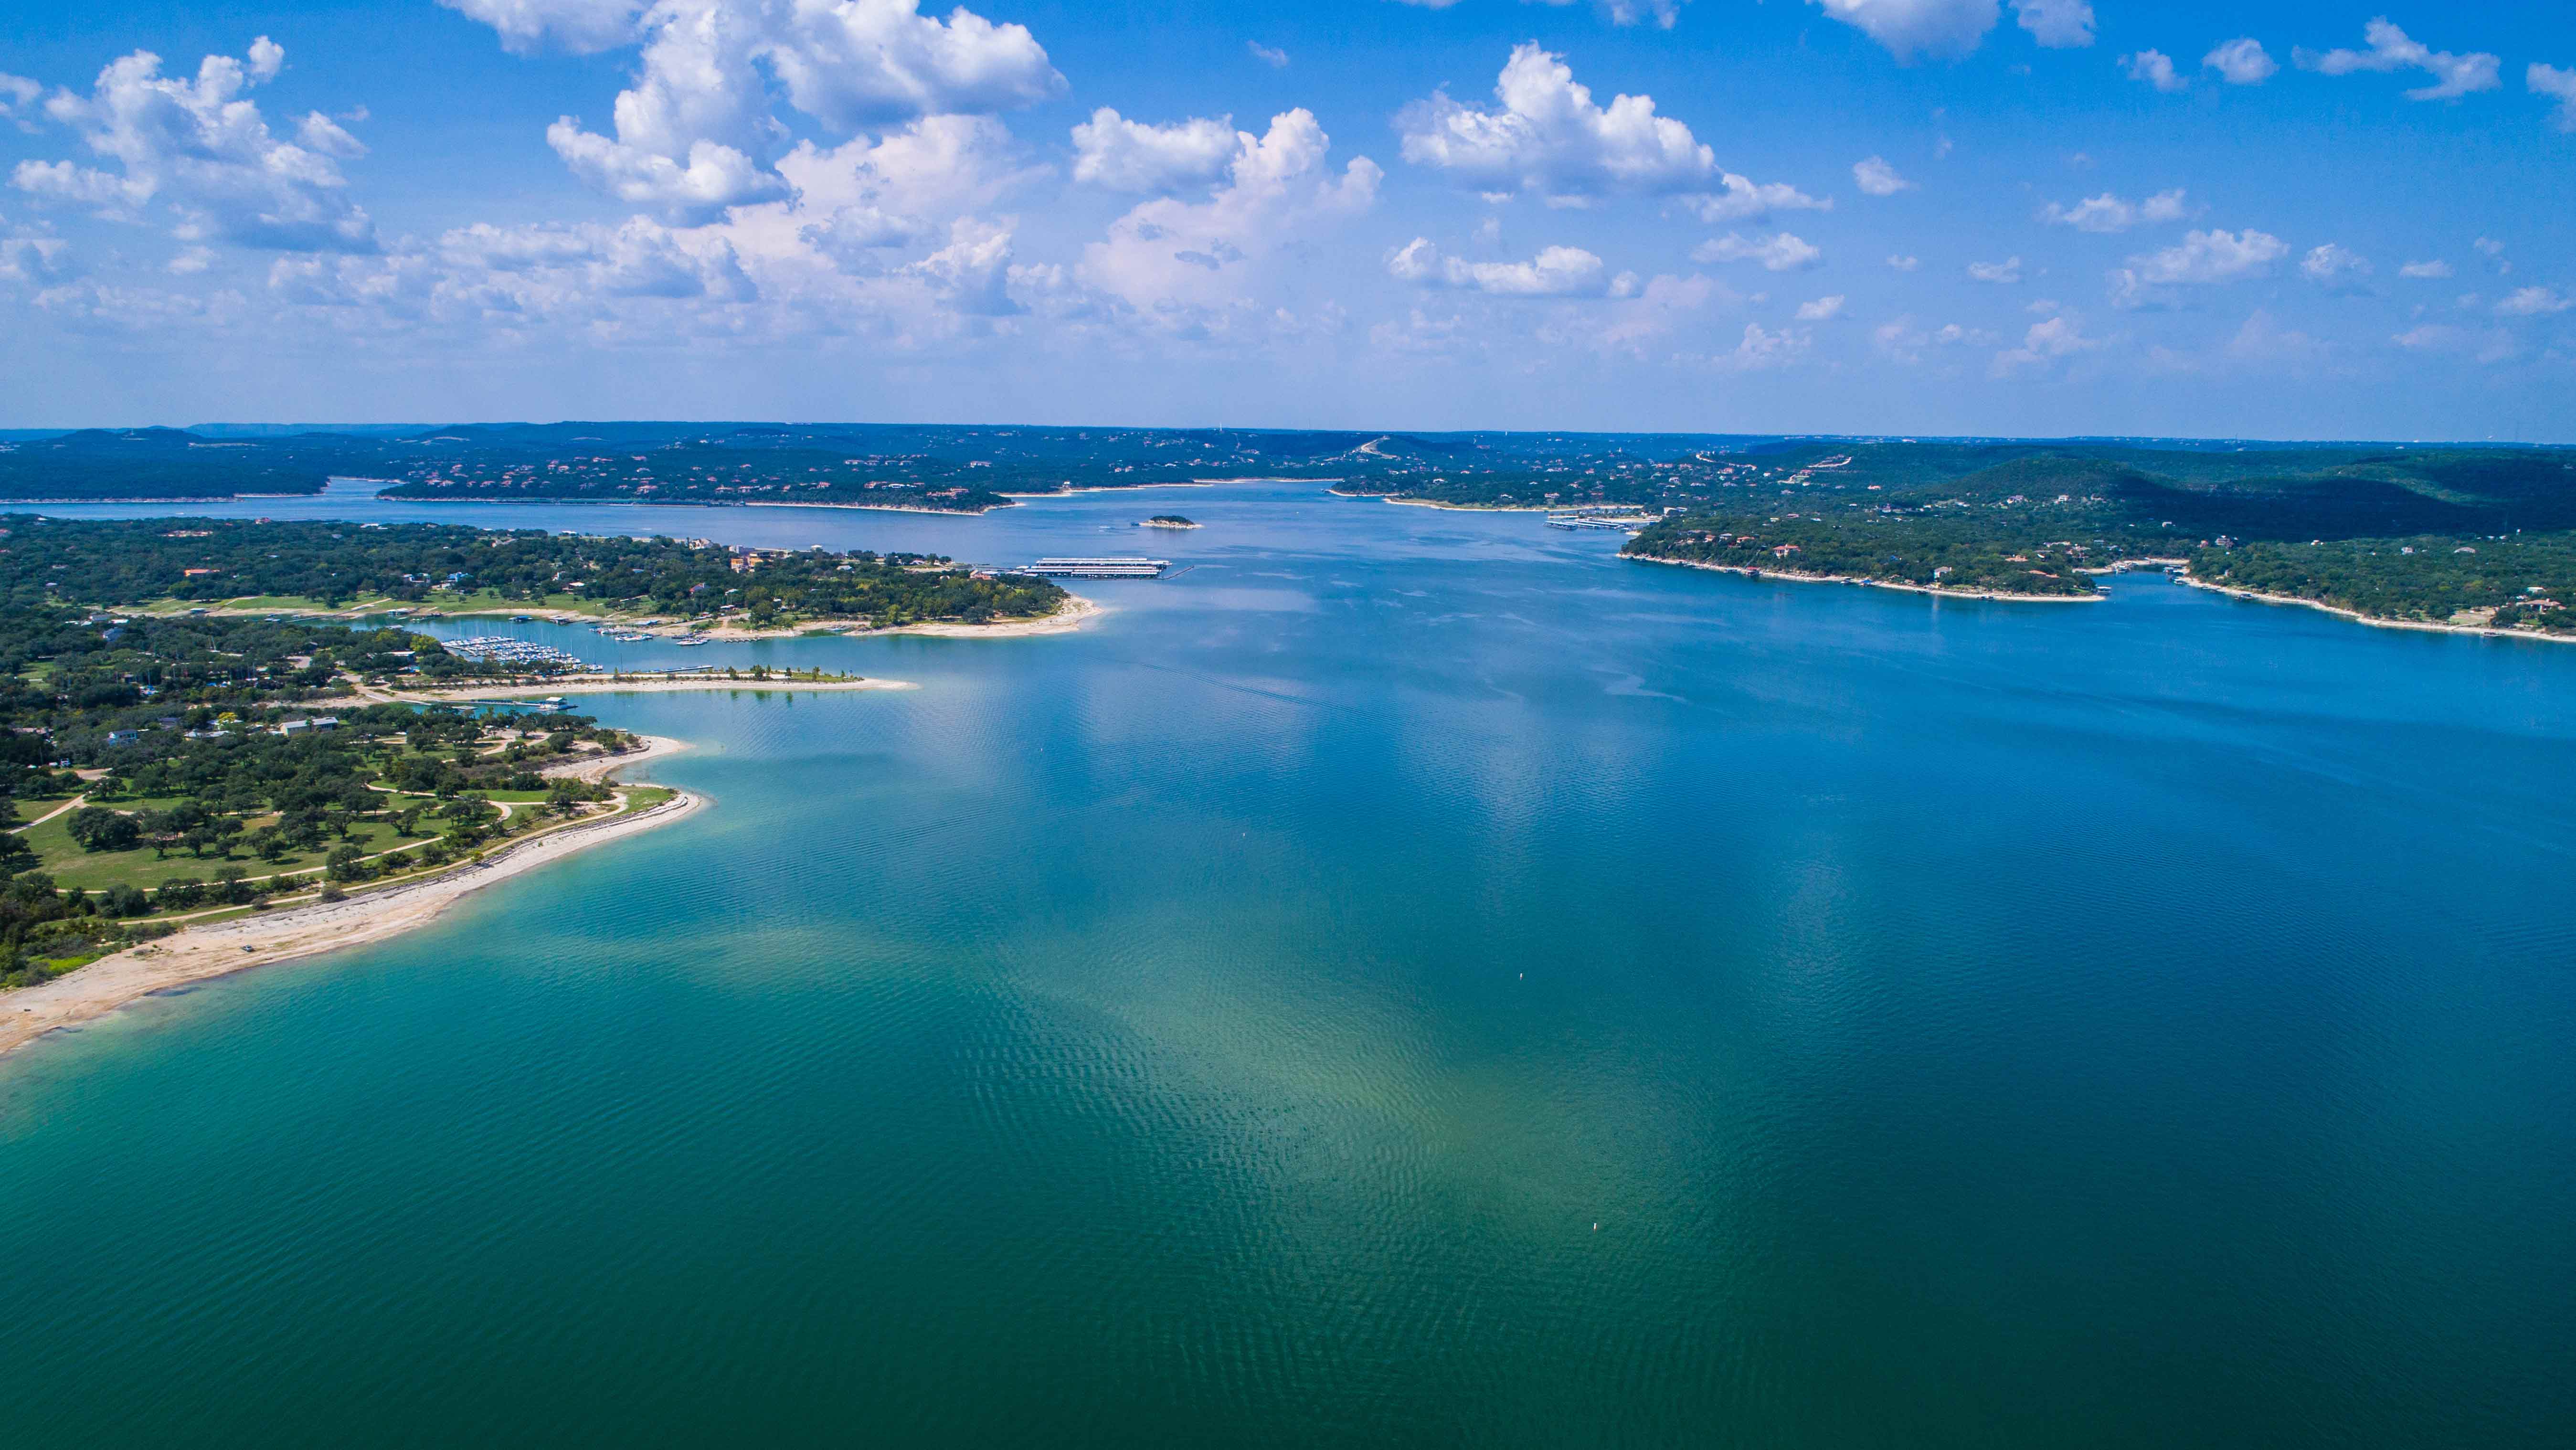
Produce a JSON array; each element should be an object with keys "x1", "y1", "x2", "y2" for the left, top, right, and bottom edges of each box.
[
  {"x1": 1079, "y1": 108, "x2": 1380, "y2": 333},
  {"x1": 488, "y1": 0, "x2": 1063, "y2": 222},
  {"x1": 0, "y1": 233, "x2": 75, "y2": 284},
  {"x1": 437, "y1": 0, "x2": 648, "y2": 55},
  {"x1": 1967, "y1": 256, "x2": 2023, "y2": 283},
  {"x1": 1794, "y1": 294, "x2": 1846, "y2": 320},
  {"x1": 2398, "y1": 259, "x2": 2452, "y2": 279},
  {"x1": 10, "y1": 40, "x2": 377, "y2": 253},
  {"x1": 1071, "y1": 110, "x2": 1240, "y2": 193},
  {"x1": 2300, "y1": 243, "x2": 2373, "y2": 293},
  {"x1": 1993, "y1": 313, "x2": 2104, "y2": 374},
  {"x1": 1682, "y1": 173, "x2": 1831, "y2": 223},
  {"x1": 2123, "y1": 50, "x2": 2186, "y2": 93},
  {"x1": 2533, "y1": 64, "x2": 2576, "y2": 131},
  {"x1": 548, "y1": 127, "x2": 787, "y2": 221},
  {"x1": 2495, "y1": 286, "x2": 2572, "y2": 317},
  {"x1": 2041, "y1": 189, "x2": 2187, "y2": 233},
  {"x1": 2203, "y1": 38, "x2": 2277, "y2": 85},
  {"x1": 1691, "y1": 231, "x2": 1822, "y2": 271},
  {"x1": 0, "y1": 72, "x2": 43, "y2": 126},
  {"x1": 1397, "y1": 44, "x2": 1715, "y2": 202},
  {"x1": 2297, "y1": 19, "x2": 2500, "y2": 102},
  {"x1": 2108, "y1": 227, "x2": 2287, "y2": 309},
  {"x1": 1804, "y1": 0, "x2": 2000, "y2": 62},
  {"x1": 2011, "y1": 0, "x2": 2093, "y2": 49},
  {"x1": 1387, "y1": 237, "x2": 1616, "y2": 296},
  {"x1": 1852, "y1": 156, "x2": 1915, "y2": 196}
]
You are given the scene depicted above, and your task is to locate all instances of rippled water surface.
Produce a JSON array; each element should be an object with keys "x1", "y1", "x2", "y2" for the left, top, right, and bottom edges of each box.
[{"x1": 4, "y1": 486, "x2": 2573, "y2": 1446}]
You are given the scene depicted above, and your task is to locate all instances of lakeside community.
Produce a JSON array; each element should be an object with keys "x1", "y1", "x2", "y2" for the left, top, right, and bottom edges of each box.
[
  {"x1": 0, "y1": 515, "x2": 1102, "y2": 1054},
  {"x1": 9, "y1": 432, "x2": 2576, "y2": 1049}
]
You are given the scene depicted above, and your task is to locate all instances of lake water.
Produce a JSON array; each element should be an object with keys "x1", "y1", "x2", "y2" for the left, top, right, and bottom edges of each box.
[{"x1": 3, "y1": 485, "x2": 2573, "y2": 1446}]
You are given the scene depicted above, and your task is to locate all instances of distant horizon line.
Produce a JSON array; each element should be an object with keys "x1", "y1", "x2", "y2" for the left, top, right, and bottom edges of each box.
[{"x1": 2, "y1": 422, "x2": 2568, "y2": 450}]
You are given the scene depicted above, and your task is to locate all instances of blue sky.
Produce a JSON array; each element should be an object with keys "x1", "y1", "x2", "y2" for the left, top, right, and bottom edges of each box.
[{"x1": 3, "y1": 0, "x2": 2571, "y2": 438}]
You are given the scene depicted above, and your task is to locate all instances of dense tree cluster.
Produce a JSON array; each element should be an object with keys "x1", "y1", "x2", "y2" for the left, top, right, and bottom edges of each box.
[
  {"x1": 2188, "y1": 536, "x2": 2576, "y2": 635},
  {"x1": 0, "y1": 605, "x2": 643, "y2": 986},
  {"x1": 1619, "y1": 447, "x2": 2576, "y2": 604},
  {"x1": 0, "y1": 427, "x2": 339, "y2": 499},
  {"x1": 0, "y1": 517, "x2": 1067, "y2": 624}
]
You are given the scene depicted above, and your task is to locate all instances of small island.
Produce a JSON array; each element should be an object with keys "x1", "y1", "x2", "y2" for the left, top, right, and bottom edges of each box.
[{"x1": 1139, "y1": 515, "x2": 1200, "y2": 529}]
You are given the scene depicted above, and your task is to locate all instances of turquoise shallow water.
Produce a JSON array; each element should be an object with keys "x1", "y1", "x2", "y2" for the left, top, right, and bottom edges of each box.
[{"x1": 4, "y1": 487, "x2": 2574, "y2": 1446}]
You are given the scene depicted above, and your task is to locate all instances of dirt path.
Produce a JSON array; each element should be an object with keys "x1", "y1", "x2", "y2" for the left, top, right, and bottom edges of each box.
[{"x1": 12, "y1": 795, "x2": 85, "y2": 833}]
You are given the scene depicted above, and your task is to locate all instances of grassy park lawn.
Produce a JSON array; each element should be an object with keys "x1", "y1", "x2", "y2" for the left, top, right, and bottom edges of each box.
[
  {"x1": 25, "y1": 812, "x2": 442, "y2": 891},
  {"x1": 421, "y1": 590, "x2": 614, "y2": 617},
  {"x1": 130, "y1": 589, "x2": 616, "y2": 618},
  {"x1": 138, "y1": 594, "x2": 400, "y2": 614}
]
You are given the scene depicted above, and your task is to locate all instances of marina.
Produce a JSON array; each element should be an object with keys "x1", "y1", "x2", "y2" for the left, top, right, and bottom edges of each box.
[
  {"x1": 442, "y1": 635, "x2": 589, "y2": 668},
  {"x1": 1021, "y1": 557, "x2": 1170, "y2": 578},
  {"x1": 1545, "y1": 511, "x2": 1659, "y2": 532}
]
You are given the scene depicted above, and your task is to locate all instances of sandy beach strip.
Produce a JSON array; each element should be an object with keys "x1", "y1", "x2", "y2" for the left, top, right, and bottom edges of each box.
[
  {"x1": 2172, "y1": 573, "x2": 2576, "y2": 645},
  {"x1": 155, "y1": 593, "x2": 1099, "y2": 642},
  {"x1": 1, "y1": 741, "x2": 701, "y2": 1061},
  {"x1": 1339, "y1": 492, "x2": 1555, "y2": 513},
  {"x1": 609, "y1": 593, "x2": 1103, "y2": 642},
  {"x1": 391, "y1": 676, "x2": 920, "y2": 702},
  {"x1": 1626, "y1": 551, "x2": 2103, "y2": 603}
]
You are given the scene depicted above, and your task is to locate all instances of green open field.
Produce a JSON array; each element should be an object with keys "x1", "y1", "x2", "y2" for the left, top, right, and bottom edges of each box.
[
  {"x1": 22, "y1": 810, "x2": 441, "y2": 892},
  {"x1": 131, "y1": 588, "x2": 615, "y2": 619}
]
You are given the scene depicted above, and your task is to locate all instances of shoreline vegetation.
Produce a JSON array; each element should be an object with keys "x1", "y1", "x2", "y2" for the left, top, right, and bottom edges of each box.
[
  {"x1": 1625, "y1": 545, "x2": 2576, "y2": 641},
  {"x1": 1, "y1": 734, "x2": 702, "y2": 1059},
  {"x1": 3, "y1": 515, "x2": 1084, "y2": 638},
  {"x1": 167, "y1": 591, "x2": 1102, "y2": 642},
  {"x1": 0, "y1": 512, "x2": 1109, "y2": 1040},
  {"x1": 396, "y1": 676, "x2": 919, "y2": 699},
  {"x1": 2169, "y1": 572, "x2": 2576, "y2": 645},
  {"x1": 1625, "y1": 552, "x2": 2105, "y2": 603}
]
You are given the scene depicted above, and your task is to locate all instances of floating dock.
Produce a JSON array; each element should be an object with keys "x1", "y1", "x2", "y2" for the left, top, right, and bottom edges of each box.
[
  {"x1": 444, "y1": 635, "x2": 589, "y2": 668},
  {"x1": 1021, "y1": 557, "x2": 1170, "y2": 578}
]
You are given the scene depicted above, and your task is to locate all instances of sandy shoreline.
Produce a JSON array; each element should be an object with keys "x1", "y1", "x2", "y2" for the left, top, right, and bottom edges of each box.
[
  {"x1": 1637, "y1": 550, "x2": 2571, "y2": 639},
  {"x1": 2173, "y1": 573, "x2": 2576, "y2": 645},
  {"x1": 1329, "y1": 490, "x2": 1553, "y2": 513},
  {"x1": 998, "y1": 477, "x2": 1333, "y2": 498},
  {"x1": 737, "y1": 499, "x2": 1009, "y2": 516},
  {"x1": 640, "y1": 593, "x2": 1104, "y2": 641},
  {"x1": 391, "y1": 676, "x2": 918, "y2": 701},
  {"x1": 166, "y1": 591, "x2": 1102, "y2": 641},
  {"x1": 2, "y1": 739, "x2": 701, "y2": 1061},
  {"x1": 385, "y1": 495, "x2": 1007, "y2": 517},
  {"x1": 1627, "y1": 552, "x2": 2103, "y2": 603}
]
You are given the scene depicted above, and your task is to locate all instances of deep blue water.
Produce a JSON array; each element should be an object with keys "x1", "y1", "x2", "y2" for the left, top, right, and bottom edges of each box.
[{"x1": 2, "y1": 484, "x2": 2572, "y2": 1446}]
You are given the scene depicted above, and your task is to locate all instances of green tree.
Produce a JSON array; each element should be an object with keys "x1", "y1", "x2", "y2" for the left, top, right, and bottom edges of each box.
[{"x1": 65, "y1": 806, "x2": 141, "y2": 853}]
